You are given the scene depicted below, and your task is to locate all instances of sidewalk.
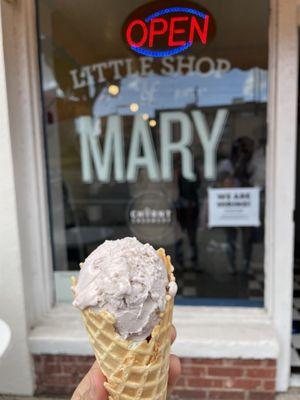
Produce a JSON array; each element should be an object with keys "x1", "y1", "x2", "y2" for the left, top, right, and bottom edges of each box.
[{"x1": 277, "y1": 389, "x2": 300, "y2": 399}]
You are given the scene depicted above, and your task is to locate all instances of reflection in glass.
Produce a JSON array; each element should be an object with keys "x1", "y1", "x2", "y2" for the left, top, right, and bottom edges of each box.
[{"x1": 37, "y1": 0, "x2": 269, "y2": 306}]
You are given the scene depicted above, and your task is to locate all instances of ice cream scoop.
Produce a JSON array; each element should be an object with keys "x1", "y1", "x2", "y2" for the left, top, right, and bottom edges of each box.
[{"x1": 73, "y1": 237, "x2": 177, "y2": 341}]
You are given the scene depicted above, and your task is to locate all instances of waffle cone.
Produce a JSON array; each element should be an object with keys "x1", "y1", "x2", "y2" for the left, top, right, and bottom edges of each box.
[{"x1": 74, "y1": 248, "x2": 175, "y2": 400}]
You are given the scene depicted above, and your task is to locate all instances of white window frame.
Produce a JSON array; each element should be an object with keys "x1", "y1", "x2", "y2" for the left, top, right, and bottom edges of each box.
[
  {"x1": 1, "y1": 0, "x2": 298, "y2": 394},
  {"x1": 267, "y1": 0, "x2": 298, "y2": 390}
]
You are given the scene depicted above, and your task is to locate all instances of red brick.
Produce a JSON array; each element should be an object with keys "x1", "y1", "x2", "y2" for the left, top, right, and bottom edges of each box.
[
  {"x1": 183, "y1": 366, "x2": 207, "y2": 376},
  {"x1": 37, "y1": 384, "x2": 75, "y2": 396},
  {"x1": 201, "y1": 359, "x2": 225, "y2": 365},
  {"x1": 208, "y1": 367, "x2": 243, "y2": 378},
  {"x1": 208, "y1": 390, "x2": 245, "y2": 399},
  {"x1": 43, "y1": 356, "x2": 57, "y2": 364},
  {"x1": 231, "y1": 360, "x2": 264, "y2": 367},
  {"x1": 249, "y1": 392, "x2": 275, "y2": 400},
  {"x1": 246, "y1": 369, "x2": 276, "y2": 379},
  {"x1": 33, "y1": 357, "x2": 44, "y2": 368},
  {"x1": 265, "y1": 360, "x2": 276, "y2": 367},
  {"x1": 232, "y1": 379, "x2": 262, "y2": 390},
  {"x1": 58, "y1": 355, "x2": 73, "y2": 362},
  {"x1": 172, "y1": 389, "x2": 207, "y2": 399},
  {"x1": 62, "y1": 363, "x2": 90, "y2": 374},
  {"x1": 74, "y1": 355, "x2": 94, "y2": 363},
  {"x1": 180, "y1": 357, "x2": 200, "y2": 365},
  {"x1": 188, "y1": 378, "x2": 224, "y2": 388},
  {"x1": 33, "y1": 354, "x2": 277, "y2": 399},
  {"x1": 223, "y1": 378, "x2": 234, "y2": 389},
  {"x1": 174, "y1": 377, "x2": 186, "y2": 387},
  {"x1": 44, "y1": 375, "x2": 74, "y2": 386},
  {"x1": 42, "y1": 381, "x2": 67, "y2": 388},
  {"x1": 44, "y1": 363, "x2": 62, "y2": 374},
  {"x1": 263, "y1": 380, "x2": 275, "y2": 391}
]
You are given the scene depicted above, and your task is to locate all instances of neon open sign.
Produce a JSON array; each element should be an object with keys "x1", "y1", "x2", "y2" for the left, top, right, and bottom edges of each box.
[{"x1": 123, "y1": 0, "x2": 215, "y2": 57}]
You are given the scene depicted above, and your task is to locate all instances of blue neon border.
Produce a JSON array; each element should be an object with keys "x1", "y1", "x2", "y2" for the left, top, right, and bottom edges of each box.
[
  {"x1": 130, "y1": 6, "x2": 207, "y2": 57},
  {"x1": 132, "y1": 41, "x2": 192, "y2": 57},
  {"x1": 145, "y1": 7, "x2": 207, "y2": 22}
]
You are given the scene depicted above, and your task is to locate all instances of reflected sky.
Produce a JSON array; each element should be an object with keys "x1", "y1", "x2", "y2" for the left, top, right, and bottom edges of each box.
[{"x1": 93, "y1": 68, "x2": 267, "y2": 118}]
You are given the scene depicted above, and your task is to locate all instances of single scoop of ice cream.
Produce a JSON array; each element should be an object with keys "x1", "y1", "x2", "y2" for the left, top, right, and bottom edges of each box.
[{"x1": 73, "y1": 237, "x2": 176, "y2": 341}]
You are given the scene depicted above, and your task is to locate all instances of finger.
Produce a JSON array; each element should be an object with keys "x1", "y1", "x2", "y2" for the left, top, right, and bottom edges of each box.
[
  {"x1": 168, "y1": 354, "x2": 182, "y2": 389},
  {"x1": 170, "y1": 325, "x2": 177, "y2": 344},
  {"x1": 89, "y1": 362, "x2": 108, "y2": 399},
  {"x1": 71, "y1": 361, "x2": 108, "y2": 400}
]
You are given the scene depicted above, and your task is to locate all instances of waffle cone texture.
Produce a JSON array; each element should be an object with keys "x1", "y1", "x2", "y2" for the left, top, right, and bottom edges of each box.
[{"x1": 73, "y1": 248, "x2": 175, "y2": 400}]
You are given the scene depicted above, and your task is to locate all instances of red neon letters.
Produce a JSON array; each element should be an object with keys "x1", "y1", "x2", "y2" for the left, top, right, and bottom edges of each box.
[
  {"x1": 126, "y1": 20, "x2": 148, "y2": 47},
  {"x1": 169, "y1": 16, "x2": 188, "y2": 46},
  {"x1": 126, "y1": 14, "x2": 210, "y2": 48},
  {"x1": 149, "y1": 18, "x2": 168, "y2": 47}
]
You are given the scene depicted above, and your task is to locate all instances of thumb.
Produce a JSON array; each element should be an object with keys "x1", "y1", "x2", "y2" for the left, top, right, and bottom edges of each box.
[{"x1": 71, "y1": 361, "x2": 108, "y2": 400}]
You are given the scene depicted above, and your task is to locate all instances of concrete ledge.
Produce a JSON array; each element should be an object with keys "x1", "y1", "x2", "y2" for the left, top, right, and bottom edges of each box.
[{"x1": 29, "y1": 304, "x2": 279, "y2": 359}]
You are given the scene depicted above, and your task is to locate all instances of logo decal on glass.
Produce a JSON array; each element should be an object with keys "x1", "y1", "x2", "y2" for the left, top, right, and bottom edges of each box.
[
  {"x1": 127, "y1": 191, "x2": 173, "y2": 241},
  {"x1": 123, "y1": 0, "x2": 214, "y2": 58}
]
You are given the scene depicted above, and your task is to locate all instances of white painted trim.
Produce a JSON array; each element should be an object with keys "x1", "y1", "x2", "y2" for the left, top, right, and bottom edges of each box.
[
  {"x1": 0, "y1": 1, "x2": 35, "y2": 394},
  {"x1": 266, "y1": 0, "x2": 299, "y2": 392},
  {"x1": 29, "y1": 304, "x2": 279, "y2": 359},
  {"x1": 2, "y1": 0, "x2": 54, "y2": 326},
  {"x1": 24, "y1": 0, "x2": 54, "y2": 315}
]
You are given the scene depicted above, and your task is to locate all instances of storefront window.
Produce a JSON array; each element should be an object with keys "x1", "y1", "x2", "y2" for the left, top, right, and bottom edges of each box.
[{"x1": 37, "y1": 0, "x2": 269, "y2": 306}]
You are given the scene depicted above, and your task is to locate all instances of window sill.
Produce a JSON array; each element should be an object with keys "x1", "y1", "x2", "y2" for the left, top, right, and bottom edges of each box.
[{"x1": 29, "y1": 303, "x2": 279, "y2": 359}]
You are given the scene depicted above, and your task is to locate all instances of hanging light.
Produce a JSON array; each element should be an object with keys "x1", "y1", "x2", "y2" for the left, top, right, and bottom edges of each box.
[
  {"x1": 108, "y1": 84, "x2": 119, "y2": 96},
  {"x1": 130, "y1": 103, "x2": 139, "y2": 112},
  {"x1": 149, "y1": 119, "x2": 157, "y2": 127}
]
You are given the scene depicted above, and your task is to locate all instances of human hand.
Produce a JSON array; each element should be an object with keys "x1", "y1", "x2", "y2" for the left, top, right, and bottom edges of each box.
[{"x1": 71, "y1": 326, "x2": 181, "y2": 400}]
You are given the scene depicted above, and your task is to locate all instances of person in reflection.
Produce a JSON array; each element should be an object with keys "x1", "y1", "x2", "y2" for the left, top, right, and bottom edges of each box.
[
  {"x1": 175, "y1": 161, "x2": 201, "y2": 270},
  {"x1": 218, "y1": 137, "x2": 255, "y2": 275}
]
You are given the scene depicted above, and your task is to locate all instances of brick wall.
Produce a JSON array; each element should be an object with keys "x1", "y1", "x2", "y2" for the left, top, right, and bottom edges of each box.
[{"x1": 33, "y1": 355, "x2": 276, "y2": 399}]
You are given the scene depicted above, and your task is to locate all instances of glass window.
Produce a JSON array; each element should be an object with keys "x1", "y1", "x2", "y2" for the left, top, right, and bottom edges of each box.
[{"x1": 37, "y1": 0, "x2": 269, "y2": 306}]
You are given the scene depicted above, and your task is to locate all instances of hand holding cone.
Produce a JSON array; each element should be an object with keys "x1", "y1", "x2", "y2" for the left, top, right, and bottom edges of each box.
[{"x1": 72, "y1": 248, "x2": 176, "y2": 400}]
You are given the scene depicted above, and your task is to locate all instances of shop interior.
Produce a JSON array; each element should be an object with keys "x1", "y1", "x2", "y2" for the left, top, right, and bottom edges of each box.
[{"x1": 37, "y1": 0, "x2": 268, "y2": 307}]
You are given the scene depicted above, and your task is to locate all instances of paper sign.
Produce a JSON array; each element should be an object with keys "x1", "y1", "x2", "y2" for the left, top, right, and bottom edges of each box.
[{"x1": 208, "y1": 187, "x2": 260, "y2": 227}]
